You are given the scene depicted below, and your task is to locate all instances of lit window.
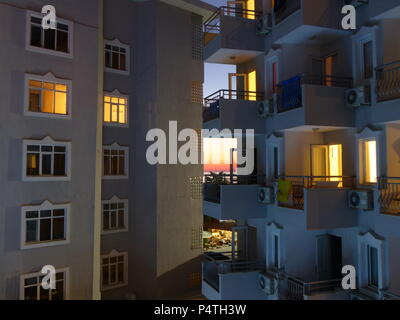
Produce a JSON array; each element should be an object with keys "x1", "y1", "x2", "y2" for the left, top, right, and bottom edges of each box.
[
  {"x1": 103, "y1": 144, "x2": 129, "y2": 179},
  {"x1": 247, "y1": 70, "x2": 257, "y2": 101},
  {"x1": 104, "y1": 93, "x2": 128, "y2": 126},
  {"x1": 27, "y1": 12, "x2": 73, "y2": 58},
  {"x1": 102, "y1": 197, "x2": 128, "y2": 234},
  {"x1": 105, "y1": 39, "x2": 130, "y2": 75},
  {"x1": 25, "y1": 73, "x2": 71, "y2": 118},
  {"x1": 101, "y1": 251, "x2": 128, "y2": 290},
  {"x1": 203, "y1": 138, "x2": 237, "y2": 173},
  {"x1": 23, "y1": 137, "x2": 71, "y2": 181},
  {"x1": 360, "y1": 139, "x2": 378, "y2": 184},
  {"x1": 21, "y1": 269, "x2": 68, "y2": 300},
  {"x1": 21, "y1": 201, "x2": 69, "y2": 249}
]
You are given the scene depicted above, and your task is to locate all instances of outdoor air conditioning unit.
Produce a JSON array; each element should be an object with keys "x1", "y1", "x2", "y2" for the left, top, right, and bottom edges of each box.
[
  {"x1": 343, "y1": 0, "x2": 369, "y2": 8},
  {"x1": 347, "y1": 190, "x2": 373, "y2": 210},
  {"x1": 258, "y1": 273, "x2": 275, "y2": 295},
  {"x1": 258, "y1": 187, "x2": 274, "y2": 204},
  {"x1": 257, "y1": 99, "x2": 274, "y2": 118},
  {"x1": 256, "y1": 14, "x2": 272, "y2": 35},
  {"x1": 345, "y1": 87, "x2": 369, "y2": 108}
]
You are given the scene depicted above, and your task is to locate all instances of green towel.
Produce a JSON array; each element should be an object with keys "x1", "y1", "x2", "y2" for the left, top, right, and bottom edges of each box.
[{"x1": 277, "y1": 179, "x2": 292, "y2": 202}]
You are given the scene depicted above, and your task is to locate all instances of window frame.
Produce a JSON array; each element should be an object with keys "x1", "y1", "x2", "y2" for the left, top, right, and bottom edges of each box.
[
  {"x1": 24, "y1": 72, "x2": 72, "y2": 119},
  {"x1": 22, "y1": 136, "x2": 72, "y2": 182},
  {"x1": 102, "y1": 143, "x2": 129, "y2": 180},
  {"x1": 25, "y1": 11, "x2": 73, "y2": 59},
  {"x1": 20, "y1": 267, "x2": 70, "y2": 300},
  {"x1": 103, "y1": 90, "x2": 129, "y2": 128},
  {"x1": 21, "y1": 200, "x2": 70, "y2": 250},
  {"x1": 104, "y1": 39, "x2": 130, "y2": 76},
  {"x1": 101, "y1": 196, "x2": 129, "y2": 235},
  {"x1": 101, "y1": 250, "x2": 128, "y2": 291},
  {"x1": 266, "y1": 222, "x2": 283, "y2": 270},
  {"x1": 357, "y1": 231, "x2": 386, "y2": 296}
]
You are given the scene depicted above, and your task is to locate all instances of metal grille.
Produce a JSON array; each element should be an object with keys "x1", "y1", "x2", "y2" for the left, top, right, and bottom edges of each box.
[
  {"x1": 191, "y1": 226, "x2": 203, "y2": 250},
  {"x1": 192, "y1": 20, "x2": 203, "y2": 61},
  {"x1": 190, "y1": 176, "x2": 203, "y2": 200},
  {"x1": 191, "y1": 82, "x2": 203, "y2": 104}
]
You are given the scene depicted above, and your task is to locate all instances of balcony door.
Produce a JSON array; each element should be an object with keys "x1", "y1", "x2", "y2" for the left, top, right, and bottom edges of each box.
[
  {"x1": 311, "y1": 144, "x2": 342, "y2": 182},
  {"x1": 227, "y1": 1, "x2": 245, "y2": 17},
  {"x1": 229, "y1": 73, "x2": 246, "y2": 99},
  {"x1": 232, "y1": 226, "x2": 257, "y2": 261},
  {"x1": 316, "y1": 235, "x2": 342, "y2": 281}
]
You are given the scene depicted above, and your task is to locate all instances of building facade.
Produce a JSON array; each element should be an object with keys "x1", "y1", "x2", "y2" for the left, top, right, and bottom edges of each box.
[
  {"x1": 0, "y1": 0, "x2": 213, "y2": 300},
  {"x1": 202, "y1": 0, "x2": 400, "y2": 300}
]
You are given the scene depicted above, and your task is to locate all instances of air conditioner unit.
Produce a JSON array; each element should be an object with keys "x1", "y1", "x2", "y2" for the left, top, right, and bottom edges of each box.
[
  {"x1": 343, "y1": 0, "x2": 369, "y2": 8},
  {"x1": 345, "y1": 87, "x2": 370, "y2": 108},
  {"x1": 258, "y1": 187, "x2": 274, "y2": 204},
  {"x1": 258, "y1": 273, "x2": 275, "y2": 295},
  {"x1": 347, "y1": 190, "x2": 373, "y2": 210},
  {"x1": 257, "y1": 100, "x2": 274, "y2": 118},
  {"x1": 256, "y1": 14, "x2": 272, "y2": 35}
]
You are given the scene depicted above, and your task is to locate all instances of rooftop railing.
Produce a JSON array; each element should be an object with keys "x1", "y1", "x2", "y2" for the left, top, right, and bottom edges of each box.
[
  {"x1": 277, "y1": 175, "x2": 356, "y2": 210},
  {"x1": 277, "y1": 73, "x2": 352, "y2": 113},
  {"x1": 376, "y1": 61, "x2": 400, "y2": 102},
  {"x1": 204, "y1": 6, "x2": 262, "y2": 45},
  {"x1": 378, "y1": 177, "x2": 400, "y2": 215}
]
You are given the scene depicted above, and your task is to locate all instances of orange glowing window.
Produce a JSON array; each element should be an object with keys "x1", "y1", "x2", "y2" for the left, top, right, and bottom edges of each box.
[
  {"x1": 104, "y1": 94, "x2": 128, "y2": 126},
  {"x1": 28, "y1": 80, "x2": 68, "y2": 115}
]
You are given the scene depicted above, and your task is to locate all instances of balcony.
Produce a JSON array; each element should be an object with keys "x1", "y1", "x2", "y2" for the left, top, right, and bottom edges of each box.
[
  {"x1": 203, "y1": 174, "x2": 267, "y2": 220},
  {"x1": 283, "y1": 275, "x2": 347, "y2": 300},
  {"x1": 275, "y1": 176, "x2": 358, "y2": 230},
  {"x1": 378, "y1": 177, "x2": 400, "y2": 216},
  {"x1": 204, "y1": 6, "x2": 263, "y2": 64},
  {"x1": 202, "y1": 252, "x2": 266, "y2": 300},
  {"x1": 203, "y1": 89, "x2": 265, "y2": 133},
  {"x1": 272, "y1": 74, "x2": 355, "y2": 131},
  {"x1": 376, "y1": 61, "x2": 400, "y2": 103},
  {"x1": 270, "y1": 0, "x2": 349, "y2": 45}
]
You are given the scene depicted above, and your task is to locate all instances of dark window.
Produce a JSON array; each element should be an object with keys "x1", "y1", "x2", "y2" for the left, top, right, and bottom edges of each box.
[
  {"x1": 274, "y1": 235, "x2": 279, "y2": 268},
  {"x1": 54, "y1": 153, "x2": 66, "y2": 176},
  {"x1": 273, "y1": 147, "x2": 279, "y2": 179},
  {"x1": 368, "y1": 246, "x2": 379, "y2": 287},
  {"x1": 363, "y1": 41, "x2": 373, "y2": 79}
]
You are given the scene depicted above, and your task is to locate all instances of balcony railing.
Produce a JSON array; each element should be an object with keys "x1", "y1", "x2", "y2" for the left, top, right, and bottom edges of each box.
[
  {"x1": 204, "y1": 6, "x2": 262, "y2": 45},
  {"x1": 202, "y1": 252, "x2": 264, "y2": 291},
  {"x1": 203, "y1": 90, "x2": 265, "y2": 122},
  {"x1": 276, "y1": 74, "x2": 352, "y2": 113},
  {"x1": 378, "y1": 177, "x2": 400, "y2": 215},
  {"x1": 203, "y1": 174, "x2": 263, "y2": 203},
  {"x1": 277, "y1": 176, "x2": 356, "y2": 210},
  {"x1": 273, "y1": 0, "x2": 301, "y2": 25},
  {"x1": 286, "y1": 275, "x2": 342, "y2": 300},
  {"x1": 376, "y1": 61, "x2": 400, "y2": 102}
]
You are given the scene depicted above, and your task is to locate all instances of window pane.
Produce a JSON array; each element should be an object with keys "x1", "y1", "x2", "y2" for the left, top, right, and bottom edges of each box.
[
  {"x1": 54, "y1": 153, "x2": 66, "y2": 176},
  {"x1": 26, "y1": 220, "x2": 38, "y2": 242},
  {"x1": 110, "y1": 212, "x2": 117, "y2": 229},
  {"x1": 111, "y1": 155, "x2": 118, "y2": 175},
  {"x1": 52, "y1": 218, "x2": 65, "y2": 240},
  {"x1": 26, "y1": 211, "x2": 38, "y2": 219},
  {"x1": 111, "y1": 104, "x2": 118, "y2": 122},
  {"x1": 40, "y1": 286, "x2": 50, "y2": 300},
  {"x1": 42, "y1": 154, "x2": 52, "y2": 175},
  {"x1": 29, "y1": 89, "x2": 41, "y2": 112},
  {"x1": 104, "y1": 154, "x2": 110, "y2": 175},
  {"x1": 119, "y1": 105, "x2": 126, "y2": 124},
  {"x1": 365, "y1": 140, "x2": 377, "y2": 183},
  {"x1": 55, "y1": 91, "x2": 67, "y2": 114},
  {"x1": 110, "y1": 265, "x2": 117, "y2": 283},
  {"x1": 52, "y1": 280, "x2": 64, "y2": 300},
  {"x1": 30, "y1": 25, "x2": 42, "y2": 47},
  {"x1": 42, "y1": 89, "x2": 55, "y2": 113},
  {"x1": 43, "y1": 29, "x2": 56, "y2": 50},
  {"x1": 102, "y1": 266, "x2": 109, "y2": 286},
  {"x1": 53, "y1": 209, "x2": 65, "y2": 217},
  {"x1": 117, "y1": 262, "x2": 124, "y2": 282},
  {"x1": 368, "y1": 246, "x2": 379, "y2": 287},
  {"x1": 363, "y1": 41, "x2": 373, "y2": 79},
  {"x1": 24, "y1": 286, "x2": 38, "y2": 300},
  {"x1": 119, "y1": 155, "x2": 125, "y2": 175},
  {"x1": 56, "y1": 30, "x2": 68, "y2": 53},
  {"x1": 105, "y1": 51, "x2": 111, "y2": 68},
  {"x1": 104, "y1": 103, "x2": 111, "y2": 122},
  {"x1": 40, "y1": 219, "x2": 51, "y2": 241},
  {"x1": 112, "y1": 52, "x2": 119, "y2": 69},
  {"x1": 120, "y1": 54, "x2": 126, "y2": 71},
  {"x1": 103, "y1": 212, "x2": 110, "y2": 230},
  {"x1": 27, "y1": 153, "x2": 40, "y2": 176},
  {"x1": 118, "y1": 210, "x2": 125, "y2": 229}
]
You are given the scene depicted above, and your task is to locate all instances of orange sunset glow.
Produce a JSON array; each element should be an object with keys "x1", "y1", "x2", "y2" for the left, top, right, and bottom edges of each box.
[{"x1": 203, "y1": 138, "x2": 238, "y2": 173}]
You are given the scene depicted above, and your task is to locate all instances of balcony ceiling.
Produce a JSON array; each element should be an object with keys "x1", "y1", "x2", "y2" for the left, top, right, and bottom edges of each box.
[
  {"x1": 205, "y1": 48, "x2": 263, "y2": 64},
  {"x1": 274, "y1": 25, "x2": 350, "y2": 45},
  {"x1": 284, "y1": 125, "x2": 351, "y2": 133}
]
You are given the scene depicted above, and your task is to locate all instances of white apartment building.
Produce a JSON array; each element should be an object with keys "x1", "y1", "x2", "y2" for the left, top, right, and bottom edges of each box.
[
  {"x1": 0, "y1": 0, "x2": 214, "y2": 300},
  {"x1": 202, "y1": 0, "x2": 400, "y2": 300}
]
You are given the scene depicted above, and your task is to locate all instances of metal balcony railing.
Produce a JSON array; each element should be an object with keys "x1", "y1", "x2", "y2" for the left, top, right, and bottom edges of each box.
[
  {"x1": 378, "y1": 177, "x2": 400, "y2": 215},
  {"x1": 376, "y1": 61, "x2": 400, "y2": 102},
  {"x1": 203, "y1": 89, "x2": 265, "y2": 122},
  {"x1": 203, "y1": 174, "x2": 264, "y2": 203},
  {"x1": 276, "y1": 74, "x2": 352, "y2": 113},
  {"x1": 273, "y1": 0, "x2": 301, "y2": 25},
  {"x1": 202, "y1": 252, "x2": 264, "y2": 291},
  {"x1": 286, "y1": 275, "x2": 342, "y2": 300},
  {"x1": 277, "y1": 176, "x2": 356, "y2": 211},
  {"x1": 204, "y1": 6, "x2": 262, "y2": 45}
]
